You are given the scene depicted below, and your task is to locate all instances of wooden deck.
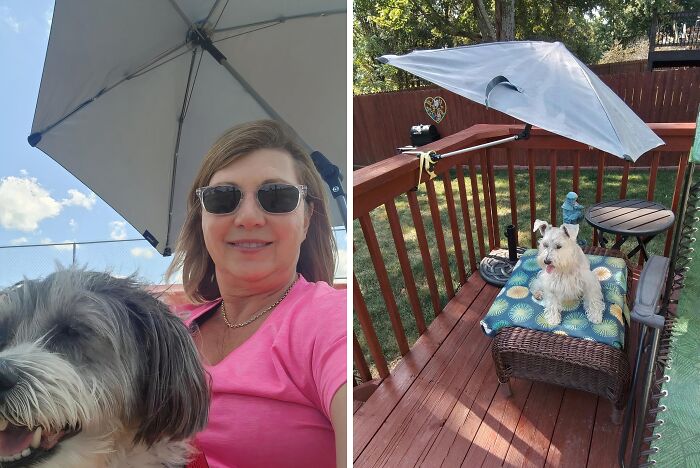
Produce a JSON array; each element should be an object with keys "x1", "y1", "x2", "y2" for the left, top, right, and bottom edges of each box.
[{"x1": 354, "y1": 274, "x2": 632, "y2": 467}]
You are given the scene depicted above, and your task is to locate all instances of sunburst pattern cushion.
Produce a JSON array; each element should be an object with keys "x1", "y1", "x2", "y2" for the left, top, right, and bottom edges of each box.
[{"x1": 480, "y1": 249, "x2": 628, "y2": 349}]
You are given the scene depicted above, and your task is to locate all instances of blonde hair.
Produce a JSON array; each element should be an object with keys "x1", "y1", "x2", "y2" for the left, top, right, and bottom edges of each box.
[{"x1": 166, "y1": 120, "x2": 337, "y2": 303}]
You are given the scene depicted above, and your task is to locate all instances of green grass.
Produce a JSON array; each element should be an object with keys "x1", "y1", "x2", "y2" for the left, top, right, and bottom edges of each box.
[
  {"x1": 653, "y1": 201, "x2": 700, "y2": 466},
  {"x1": 354, "y1": 167, "x2": 679, "y2": 378}
]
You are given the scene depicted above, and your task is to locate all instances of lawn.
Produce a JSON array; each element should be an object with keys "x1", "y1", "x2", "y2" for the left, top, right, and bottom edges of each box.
[{"x1": 353, "y1": 167, "x2": 679, "y2": 378}]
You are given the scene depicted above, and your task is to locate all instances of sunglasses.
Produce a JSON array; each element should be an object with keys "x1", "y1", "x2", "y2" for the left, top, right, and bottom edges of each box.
[{"x1": 195, "y1": 183, "x2": 307, "y2": 215}]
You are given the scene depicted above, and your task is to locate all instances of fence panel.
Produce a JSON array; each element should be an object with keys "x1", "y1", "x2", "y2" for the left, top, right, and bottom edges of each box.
[{"x1": 354, "y1": 68, "x2": 700, "y2": 167}]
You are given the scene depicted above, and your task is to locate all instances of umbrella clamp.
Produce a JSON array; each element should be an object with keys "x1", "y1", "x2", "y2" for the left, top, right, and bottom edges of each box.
[
  {"x1": 516, "y1": 123, "x2": 532, "y2": 141},
  {"x1": 417, "y1": 151, "x2": 440, "y2": 186}
]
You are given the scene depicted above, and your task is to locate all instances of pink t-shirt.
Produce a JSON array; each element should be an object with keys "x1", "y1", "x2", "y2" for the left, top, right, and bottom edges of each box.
[{"x1": 185, "y1": 276, "x2": 346, "y2": 468}]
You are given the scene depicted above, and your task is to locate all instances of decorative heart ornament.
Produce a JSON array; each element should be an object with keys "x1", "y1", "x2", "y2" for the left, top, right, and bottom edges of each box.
[{"x1": 424, "y1": 96, "x2": 447, "y2": 123}]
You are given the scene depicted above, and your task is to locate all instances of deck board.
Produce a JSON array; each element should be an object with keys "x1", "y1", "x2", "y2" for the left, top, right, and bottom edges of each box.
[
  {"x1": 355, "y1": 274, "x2": 632, "y2": 467},
  {"x1": 353, "y1": 276, "x2": 489, "y2": 460},
  {"x1": 502, "y1": 382, "x2": 564, "y2": 468},
  {"x1": 355, "y1": 285, "x2": 497, "y2": 466}
]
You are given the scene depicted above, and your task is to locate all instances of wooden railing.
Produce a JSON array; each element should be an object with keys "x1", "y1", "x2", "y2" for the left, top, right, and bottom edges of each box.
[
  {"x1": 353, "y1": 123, "x2": 696, "y2": 391},
  {"x1": 648, "y1": 11, "x2": 700, "y2": 69},
  {"x1": 651, "y1": 11, "x2": 700, "y2": 50}
]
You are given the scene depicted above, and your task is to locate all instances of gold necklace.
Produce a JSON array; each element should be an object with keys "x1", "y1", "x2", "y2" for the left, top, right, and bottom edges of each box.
[{"x1": 220, "y1": 276, "x2": 298, "y2": 329}]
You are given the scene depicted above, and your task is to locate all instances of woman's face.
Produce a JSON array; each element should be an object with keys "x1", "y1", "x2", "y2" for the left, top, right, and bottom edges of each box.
[{"x1": 201, "y1": 148, "x2": 311, "y2": 286}]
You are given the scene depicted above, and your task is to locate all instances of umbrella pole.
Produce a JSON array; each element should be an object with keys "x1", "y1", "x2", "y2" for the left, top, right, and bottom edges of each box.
[
  {"x1": 311, "y1": 151, "x2": 347, "y2": 229},
  {"x1": 404, "y1": 124, "x2": 531, "y2": 159}
]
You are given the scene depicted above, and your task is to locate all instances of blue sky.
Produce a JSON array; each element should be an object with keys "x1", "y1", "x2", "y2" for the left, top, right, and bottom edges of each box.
[{"x1": 0, "y1": 1, "x2": 346, "y2": 287}]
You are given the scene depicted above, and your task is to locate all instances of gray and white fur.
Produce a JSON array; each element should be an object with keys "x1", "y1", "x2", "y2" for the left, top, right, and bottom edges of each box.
[
  {"x1": 0, "y1": 269, "x2": 209, "y2": 467},
  {"x1": 530, "y1": 220, "x2": 605, "y2": 326}
]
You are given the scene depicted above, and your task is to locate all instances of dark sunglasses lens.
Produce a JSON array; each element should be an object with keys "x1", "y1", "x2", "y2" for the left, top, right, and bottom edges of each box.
[
  {"x1": 258, "y1": 184, "x2": 300, "y2": 213},
  {"x1": 202, "y1": 186, "x2": 241, "y2": 214}
]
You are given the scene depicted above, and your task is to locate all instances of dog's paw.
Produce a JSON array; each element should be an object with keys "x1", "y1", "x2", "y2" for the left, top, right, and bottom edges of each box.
[
  {"x1": 532, "y1": 289, "x2": 544, "y2": 301},
  {"x1": 585, "y1": 301, "x2": 604, "y2": 324},
  {"x1": 543, "y1": 307, "x2": 562, "y2": 326}
]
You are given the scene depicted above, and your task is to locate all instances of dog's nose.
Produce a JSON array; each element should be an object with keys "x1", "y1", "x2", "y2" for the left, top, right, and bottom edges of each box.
[
  {"x1": 544, "y1": 259, "x2": 552, "y2": 265},
  {"x1": 0, "y1": 360, "x2": 19, "y2": 394}
]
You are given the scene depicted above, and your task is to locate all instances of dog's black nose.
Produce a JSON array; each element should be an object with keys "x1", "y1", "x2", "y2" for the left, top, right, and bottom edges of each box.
[
  {"x1": 0, "y1": 360, "x2": 19, "y2": 394},
  {"x1": 544, "y1": 259, "x2": 552, "y2": 265}
]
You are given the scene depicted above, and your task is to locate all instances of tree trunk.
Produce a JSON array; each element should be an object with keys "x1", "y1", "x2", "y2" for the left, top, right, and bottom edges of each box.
[
  {"x1": 495, "y1": 0, "x2": 515, "y2": 41},
  {"x1": 471, "y1": 0, "x2": 496, "y2": 42}
]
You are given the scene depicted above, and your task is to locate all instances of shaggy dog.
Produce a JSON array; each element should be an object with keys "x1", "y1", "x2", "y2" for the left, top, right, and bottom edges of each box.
[
  {"x1": 0, "y1": 269, "x2": 209, "y2": 467},
  {"x1": 530, "y1": 220, "x2": 605, "y2": 326}
]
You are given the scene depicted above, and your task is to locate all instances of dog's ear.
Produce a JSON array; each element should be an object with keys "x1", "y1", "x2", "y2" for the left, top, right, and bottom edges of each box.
[
  {"x1": 533, "y1": 219, "x2": 549, "y2": 236},
  {"x1": 129, "y1": 292, "x2": 210, "y2": 446},
  {"x1": 562, "y1": 223, "x2": 580, "y2": 240}
]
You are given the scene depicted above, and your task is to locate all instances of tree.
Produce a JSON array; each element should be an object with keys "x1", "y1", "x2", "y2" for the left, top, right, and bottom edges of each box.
[{"x1": 353, "y1": 0, "x2": 698, "y2": 94}]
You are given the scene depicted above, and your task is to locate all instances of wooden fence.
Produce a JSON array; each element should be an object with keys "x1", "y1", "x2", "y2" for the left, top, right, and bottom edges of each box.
[
  {"x1": 588, "y1": 60, "x2": 648, "y2": 75},
  {"x1": 353, "y1": 68, "x2": 700, "y2": 167}
]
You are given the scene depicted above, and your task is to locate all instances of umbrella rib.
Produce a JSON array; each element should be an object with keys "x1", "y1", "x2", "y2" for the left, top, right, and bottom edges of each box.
[
  {"x1": 205, "y1": 0, "x2": 228, "y2": 28},
  {"x1": 182, "y1": 49, "x2": 205, "y2": 120},
  {"x1": 213, "y1": 22, "x2": 283, "y2": 45},
  {"x1": 212, "y1": 9, "x2": 345, "y2": 34},
  {"x1": 166, "y1": 0, "x2": 193, "y2": 28},
  {"x1": 165, "y1": 49, "x2": 201, "y2": 252},
  {"x1": 128, "y1": 41, "x2": 191, "y2": 80},
  {"x1": 165, "y1": 49, "x2": 204, "y2": 249},
  {"x1": 569, "y1": 57, "x2": 624, "y2": 156},
  {"x1": 30, "y1": 40, "x2": 189, "y2": 142}
]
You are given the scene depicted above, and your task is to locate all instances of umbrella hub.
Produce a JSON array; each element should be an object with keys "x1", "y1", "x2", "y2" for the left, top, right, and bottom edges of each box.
[
  {"x1": 186, "y1": 22, "x2": 226, "y2": 64},
  {"x1": 186, "y1": 22, "x2": 215, "y2": 48}
]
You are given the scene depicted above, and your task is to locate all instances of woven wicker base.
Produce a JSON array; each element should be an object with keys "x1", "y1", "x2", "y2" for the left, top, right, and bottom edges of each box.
[
  {"x1": 492, "y1": 327, "x2": 631, "y2": 410},
  {"x1": 490, "y1": 247, "x2": 634, "y2": 420}
]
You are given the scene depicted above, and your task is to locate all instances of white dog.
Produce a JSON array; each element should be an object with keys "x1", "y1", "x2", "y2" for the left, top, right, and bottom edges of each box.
[
  {"x1": 530, "y1": 220, "x2": 605, "y2": 326},
  {"x1": 0, "y1": 269, "x2": 209, "y2": 467}
]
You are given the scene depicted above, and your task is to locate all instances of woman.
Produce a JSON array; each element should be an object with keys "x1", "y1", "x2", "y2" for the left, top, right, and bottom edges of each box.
[{"x1": 167, "y1": 120, "x2": 346, "y2": 468}]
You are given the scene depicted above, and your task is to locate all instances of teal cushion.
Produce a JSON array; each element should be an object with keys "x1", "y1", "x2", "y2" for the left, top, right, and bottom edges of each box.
[{"x1": 480, "y1": 249, "x2": 628, "y2": 349}]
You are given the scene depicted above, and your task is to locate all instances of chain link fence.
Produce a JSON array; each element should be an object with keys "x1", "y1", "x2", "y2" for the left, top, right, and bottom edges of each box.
[
  {"x1": 0, "y1": 228, "x2": 347, "y2": 288},
  {"x1": 0, "y1": 239, "x2": 174, "y2": 288}
]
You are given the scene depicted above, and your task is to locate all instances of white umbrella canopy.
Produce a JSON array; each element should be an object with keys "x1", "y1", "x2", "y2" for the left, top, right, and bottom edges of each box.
[
  {"x1": 379, "y1": 41, "x2": 664, "y2": 162},
  {"x1": 30, "y1": 0, "x2": 346, "y2": 256}
]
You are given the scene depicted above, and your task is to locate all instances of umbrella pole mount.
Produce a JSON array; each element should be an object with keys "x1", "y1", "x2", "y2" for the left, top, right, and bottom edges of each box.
[
  {"x1": 404, "y1": 124, "x2": 532, "y2": 159},
  {"x1": 311, "y1": 151, "x2": 347, "y2": 229},
  {"x1": 406, "y1": 124, "x2": 532, "y2": 187}
]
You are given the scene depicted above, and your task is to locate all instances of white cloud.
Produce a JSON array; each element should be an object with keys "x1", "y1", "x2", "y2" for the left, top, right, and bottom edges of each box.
[
  {"x1": 168, "y1": 268, "x2": 183, "y2": 284},
  {"x1": 1, "y1": 6, "x2": 20, "y2": 33},
  {"x1": 54, "y1": 240, "x2": 76, "y2": 252},
  {"x1": 19, "y1": 169, "x2": 28, "y2": 176},
  {"x1": 131, "y1": 247, "x2": 154, "y2": 259},
  {"x1": 0, "y1": 177, "x2": 62, "y2": 232},
  {"x1": 335, "y1": 247, "x2": 347, "y2": 278},
  {"x1": 38, "y1": 237, "x2": 74, "y2": 251},
  {"x1": 109, "y1": 221, "x2": 127, "y2": 240},
  {"x1": 61, "y1": 189, "x2": 97, "y2": 210},
  {"x1": 10, "y1": 237, "x2": 28, "y2": 245},
  {"x1": 44, "y1": 7, "x2": 53, "y2": 34},
  {"x1": 68, "y1": 218, "x2": 78, "y2": 231}
]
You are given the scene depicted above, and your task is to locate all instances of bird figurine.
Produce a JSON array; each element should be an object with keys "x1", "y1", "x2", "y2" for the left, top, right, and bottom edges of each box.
[{"x1": 562, "y1": 191, "x2": 584, "y2": 225}]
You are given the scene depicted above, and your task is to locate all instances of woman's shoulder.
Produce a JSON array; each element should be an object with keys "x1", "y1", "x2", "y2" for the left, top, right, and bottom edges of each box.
[{"x1": 291, "y1": 276, "x2": 345, "y2": 310}]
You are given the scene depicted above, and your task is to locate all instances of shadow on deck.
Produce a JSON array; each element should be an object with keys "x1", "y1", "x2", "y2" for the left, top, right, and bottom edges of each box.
[{"x1": 354, "y1": 274, "x2": 638, "y2": 467}]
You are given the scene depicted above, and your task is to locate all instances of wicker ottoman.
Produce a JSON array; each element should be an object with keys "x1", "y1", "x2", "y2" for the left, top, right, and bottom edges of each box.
[{"x1": 490, "y1": 247, "x2": 634, "y2": 423}]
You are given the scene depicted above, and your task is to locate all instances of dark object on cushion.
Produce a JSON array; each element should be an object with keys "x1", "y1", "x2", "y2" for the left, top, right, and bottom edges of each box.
[{"x1": 490, "y1": 247, "x2": 635, "y2": 423}]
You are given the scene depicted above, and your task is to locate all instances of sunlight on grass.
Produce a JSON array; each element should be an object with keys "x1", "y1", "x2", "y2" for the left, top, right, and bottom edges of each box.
[{"x1": 354, "y1": 167, "x2": 680, "y2": 379}]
